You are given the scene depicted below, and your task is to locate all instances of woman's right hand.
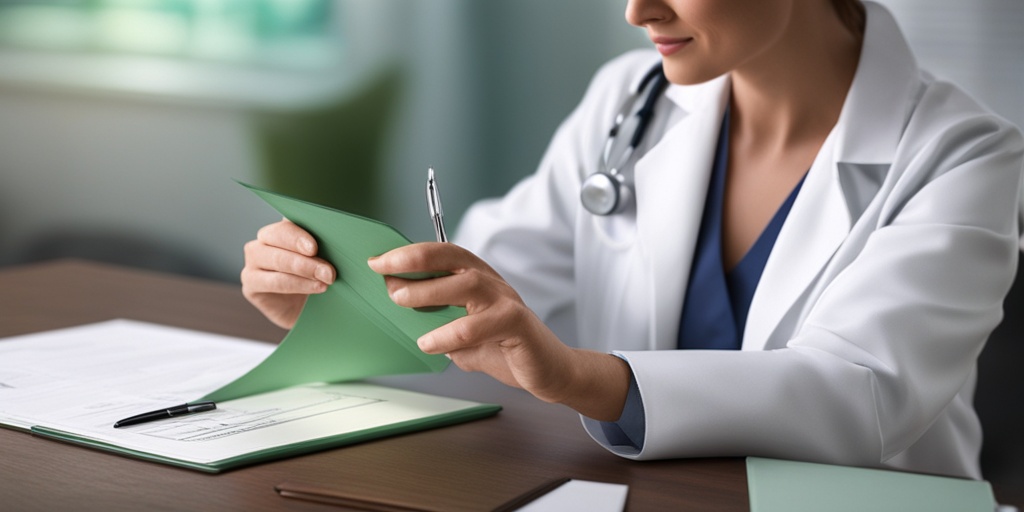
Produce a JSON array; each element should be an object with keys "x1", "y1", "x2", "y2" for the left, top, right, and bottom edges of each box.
[{"x1": 241, "y1": 219, "x2": 336, "y2": 329}]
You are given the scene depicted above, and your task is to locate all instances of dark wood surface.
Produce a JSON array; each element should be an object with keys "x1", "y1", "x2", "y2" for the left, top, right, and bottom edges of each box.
[{"x1": 0, "y1": 260, "x2": 749, "y2": 511}]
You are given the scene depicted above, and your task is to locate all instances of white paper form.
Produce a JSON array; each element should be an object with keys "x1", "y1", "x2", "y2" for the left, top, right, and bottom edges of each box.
[
  {"x1": 0, "y1": 320, "x2": 496, "y2": 468},
  {"x1": 0, "y1": 320, "x2": 272, "y2": 430},
  {"x1": 38, "y1": 382, "x2": 487, "y2": 465}
]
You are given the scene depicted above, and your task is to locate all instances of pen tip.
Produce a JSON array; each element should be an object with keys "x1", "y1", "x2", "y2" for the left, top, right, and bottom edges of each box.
[{"x1": 428, "y1": 167, "x2": 435, "y2": 180}]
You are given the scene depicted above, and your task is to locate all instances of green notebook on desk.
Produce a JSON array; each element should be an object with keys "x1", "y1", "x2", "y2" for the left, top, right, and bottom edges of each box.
[
  {"x1": 746, "y1": 457, "x2": 996, "y2": 512},
  {"x1": 0, "y1": 184, "x2": 499, "y2": 473}
]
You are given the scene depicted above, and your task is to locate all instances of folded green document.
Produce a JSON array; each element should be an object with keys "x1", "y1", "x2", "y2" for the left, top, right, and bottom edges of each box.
[{"x1": 205, "y1": 182, "x2": 467, "y2": 403}]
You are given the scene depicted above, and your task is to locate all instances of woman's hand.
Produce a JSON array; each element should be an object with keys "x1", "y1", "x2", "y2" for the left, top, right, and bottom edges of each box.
[
  {"x1": 241, "y1": 219, "x2": 336, "y2": 329},
  {"x1": 368, "y1": 242, "x2": 632, "y2": 421}
]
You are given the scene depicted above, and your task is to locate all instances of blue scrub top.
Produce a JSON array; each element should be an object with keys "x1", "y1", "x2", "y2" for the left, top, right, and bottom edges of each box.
[
  {"x1": 603, "y1": 108, "x2": 805, "y2": 448},
  {"x1": 677, "y1": 109, "x2": 804, "y2": 350}
]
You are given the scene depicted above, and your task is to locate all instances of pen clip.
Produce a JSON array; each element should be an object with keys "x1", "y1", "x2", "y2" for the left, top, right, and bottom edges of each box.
[
  {"x1": 426, "y1": 167, "x2": 448, "y2": 243},
  {"x1": 427, "y1": 168, "x2": 443, "y2": 217}
]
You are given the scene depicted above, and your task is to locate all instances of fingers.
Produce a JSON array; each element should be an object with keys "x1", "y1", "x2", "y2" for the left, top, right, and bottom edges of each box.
[
  {"x1": 258, "y1": 219, "x2": 318, "y2": 256},
  {"x1": 245, "y1": 220, "x2": 335, "y2": 286},
  {"x1": 241, "y1": 265, "x2": 329, "y2": 296},
  {"x1": 417, "y1": 303, "x2": 527, "y2": 354},
  {"x1": 368, "y1": 243, "x2": 495, "y2": 277},
  {"x1": 249, "y1": 241, "x2": 334, "y2": 282},
  {"x1": 384, "y1": 268, "x2": 513, "y2": 314},
  {"x1": 369, "y1": 243, "x2": 514, "y2": 312}
]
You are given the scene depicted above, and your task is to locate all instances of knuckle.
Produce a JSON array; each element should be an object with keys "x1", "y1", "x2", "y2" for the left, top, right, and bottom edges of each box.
[
  {"x1": 396, "y1": 249, "x2": 426, "y2": 271},
  {"x1": 271, "y1": 250, "x2": 307, "y2": 278},
  {"x1": 463, "y1": 268, "x2": 489, "y2": 292},
  {"x1": 243, "y1": 239, "x2": 259, "y2": 258},
  {"x1": 451, "y1": 319, "x2": 478, "y2": 345},
  {"x1": 255, "y1": 223, "x2": 275, "y2": 242},
  {"x1": 269, "y1": 271, "x2": 297, "y2": 292}
]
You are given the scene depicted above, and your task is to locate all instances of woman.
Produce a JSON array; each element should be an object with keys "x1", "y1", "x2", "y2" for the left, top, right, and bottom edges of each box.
[{"x1": 241, "y1": 0, "x2": 1023, "y2": 479}]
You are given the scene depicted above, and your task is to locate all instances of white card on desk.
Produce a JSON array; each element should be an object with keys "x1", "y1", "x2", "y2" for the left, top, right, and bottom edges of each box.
[{"x1": 517, "y1": 479, "x2": 628, "y2": 512}]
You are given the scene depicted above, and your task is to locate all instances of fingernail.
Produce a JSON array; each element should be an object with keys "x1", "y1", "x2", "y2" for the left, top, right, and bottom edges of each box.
[
  {"x1": 417, "y1": 336, "x2": 433, "y2": 353},
  {"x1": 300, "y1": 238, "x2": 315, "y2": 255},
  {"x1": 315, "y1": 265, "x2": 333, "y2": 284}
]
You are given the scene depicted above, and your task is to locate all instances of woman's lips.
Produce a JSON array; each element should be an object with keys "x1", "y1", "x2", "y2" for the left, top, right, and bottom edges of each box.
[{"x1": 652, "y1": 37, "x2": 693, "y2": 56}]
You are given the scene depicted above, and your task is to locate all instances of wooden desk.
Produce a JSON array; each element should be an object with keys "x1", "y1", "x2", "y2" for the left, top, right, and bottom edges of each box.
[{"x1": 0, "y1": 260, "x2": 748, "y2": 511}]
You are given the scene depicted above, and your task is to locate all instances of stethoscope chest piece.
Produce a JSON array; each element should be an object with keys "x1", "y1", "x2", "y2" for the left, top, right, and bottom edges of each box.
[
  {"x1": 580, "y1": 63, "x2": 667, "y2": 217},
  {"x1": 581, "y1": 171, "x2": 632, "y2": 216}
]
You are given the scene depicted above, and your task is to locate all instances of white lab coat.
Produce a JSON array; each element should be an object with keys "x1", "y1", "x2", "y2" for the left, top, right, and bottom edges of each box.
[{"x1": 454, "y1": 2, "x2": 1023, "y2": 479}]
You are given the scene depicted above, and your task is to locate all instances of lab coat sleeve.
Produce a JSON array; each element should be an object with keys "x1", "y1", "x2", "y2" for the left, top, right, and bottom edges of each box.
[
  {"x1": 454, "y1": 51, "x2": 657, "y2": 347},
  {"x1": 583, "y1": 87, "x2": 1024, "y2": 476}
]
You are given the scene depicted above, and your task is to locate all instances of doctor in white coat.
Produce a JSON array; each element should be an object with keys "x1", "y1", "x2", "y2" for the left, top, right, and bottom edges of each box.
[{"x1": 241, "y1": 0, "x2": 1024, "y2": 480}]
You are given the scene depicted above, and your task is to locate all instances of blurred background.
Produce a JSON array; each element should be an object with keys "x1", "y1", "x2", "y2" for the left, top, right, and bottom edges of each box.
[
  {"x1": 0, "y1": 0, "x2": 1020, "y2": 281},
  {"x1": 0, "y1": 0, "x2": 1021, "y2": 504},
  {"x1": 0, "y1": 0, "x2": 646, "y2": 281}
]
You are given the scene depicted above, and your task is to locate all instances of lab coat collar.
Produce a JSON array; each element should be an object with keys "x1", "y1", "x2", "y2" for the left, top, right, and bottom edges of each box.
[
  {"x1": 831, "y1": 1, "x2": 920, "y2": 166},
  {"x1": 662, "y1": 74, "x2": 725, "y2": 118}
]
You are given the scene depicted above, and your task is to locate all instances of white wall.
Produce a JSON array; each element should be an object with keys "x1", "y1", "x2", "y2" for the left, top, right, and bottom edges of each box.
[{"x1": 877, "y1": 0, "x2": 1023, "y2": 129}]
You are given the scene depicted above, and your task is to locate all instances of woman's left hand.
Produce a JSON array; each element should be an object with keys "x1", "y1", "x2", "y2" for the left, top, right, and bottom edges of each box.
[{"x1": 368, "y1": 243, "x2": 631, "y2": 421}]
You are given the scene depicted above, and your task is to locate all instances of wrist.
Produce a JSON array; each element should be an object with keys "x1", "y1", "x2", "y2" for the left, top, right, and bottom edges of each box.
[{"x1": 557, "y1": 350, "x2": 632, "y2": 422}]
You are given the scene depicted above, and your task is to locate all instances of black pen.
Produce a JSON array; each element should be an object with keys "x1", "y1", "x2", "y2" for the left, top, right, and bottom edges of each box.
[{"x1": 113, "y1": 401, "x2": 217, "y2": 428}]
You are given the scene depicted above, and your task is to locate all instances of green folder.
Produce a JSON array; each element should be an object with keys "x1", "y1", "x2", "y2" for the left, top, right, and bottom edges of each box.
[
  {"x1": 746, "y1": 457, "x2": 996, "y2": 512},
  {"x1": 204, "y1": 182, "x2": 466, "y2": 403},
  {"x1": 2, "y1": 181, "x2": 500, "y2": 473}
]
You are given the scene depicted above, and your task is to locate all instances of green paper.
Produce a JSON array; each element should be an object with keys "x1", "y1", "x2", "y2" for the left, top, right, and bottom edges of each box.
[
  {"x1": 746, "y1": 457, "x2": 995, "y2": 512},
  {"x1": 204, "y1": 182, "x2": 463, "y2": 402}
]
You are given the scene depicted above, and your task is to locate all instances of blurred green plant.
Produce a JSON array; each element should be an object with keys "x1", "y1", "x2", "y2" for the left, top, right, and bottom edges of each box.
[{"x1": 252, "y1": 66, "x2": 404, "y2": 219}]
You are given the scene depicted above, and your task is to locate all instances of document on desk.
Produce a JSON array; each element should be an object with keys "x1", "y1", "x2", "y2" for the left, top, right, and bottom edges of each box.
[{"x1": 0, "y1": 320, "x2": 499, "y2": 472}]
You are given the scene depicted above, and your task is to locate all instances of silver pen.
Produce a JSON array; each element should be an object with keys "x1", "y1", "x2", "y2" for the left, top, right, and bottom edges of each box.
[{"x1": 426, "y1": 167, "x2": 448, "y2": 243}]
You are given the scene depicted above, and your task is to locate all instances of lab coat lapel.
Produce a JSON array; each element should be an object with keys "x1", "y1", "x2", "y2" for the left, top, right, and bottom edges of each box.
[
  {"x1": 635, "y1": 76, "x2": 730, "y2": 351},
  {"x1": 742, "y1": 1, "x2": 920, "y2": 351},
  {"x1": 742, "y1": 137, "x2": 851, "y2": 351}
]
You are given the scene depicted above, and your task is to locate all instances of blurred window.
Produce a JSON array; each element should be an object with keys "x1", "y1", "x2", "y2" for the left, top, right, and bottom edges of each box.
[{"x1": 0, "y1": 0, "x2": 339, "y2": 70}]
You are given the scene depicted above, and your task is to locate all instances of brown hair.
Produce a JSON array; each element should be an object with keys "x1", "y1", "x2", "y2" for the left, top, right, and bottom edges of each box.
[{"x1": 831, "y1": 0, "x2": 866, "y2": 36}]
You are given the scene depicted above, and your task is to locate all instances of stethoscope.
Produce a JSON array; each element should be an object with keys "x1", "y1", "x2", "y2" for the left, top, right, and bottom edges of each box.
[{"x1": 581, "y1": 63, "x2": 669, "y2": 216}]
